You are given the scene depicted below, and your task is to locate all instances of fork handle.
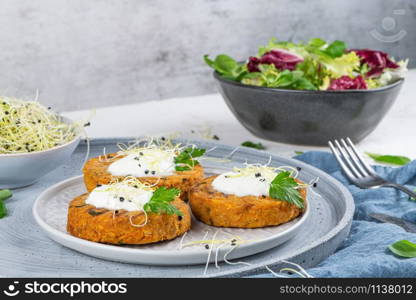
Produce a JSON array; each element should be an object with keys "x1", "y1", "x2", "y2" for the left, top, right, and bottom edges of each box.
[{"x1": 381, "y1": 183, "x2": 416, "y2": 199}]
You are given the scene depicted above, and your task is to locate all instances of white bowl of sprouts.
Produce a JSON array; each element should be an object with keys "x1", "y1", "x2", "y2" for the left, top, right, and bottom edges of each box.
[{"x1": 0, "y1": 97, "x2": 82, "y2": 188}]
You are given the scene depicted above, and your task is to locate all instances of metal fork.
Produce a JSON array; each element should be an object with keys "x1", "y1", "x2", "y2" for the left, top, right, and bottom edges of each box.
[{"x1": 328, "y1": 137, "x2": 416, "y2": 198}]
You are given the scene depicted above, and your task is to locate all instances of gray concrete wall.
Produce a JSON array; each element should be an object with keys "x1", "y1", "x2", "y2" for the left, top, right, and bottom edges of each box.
[{"x1": 0, "y1": 0, "x2": 414, "y2": 111}]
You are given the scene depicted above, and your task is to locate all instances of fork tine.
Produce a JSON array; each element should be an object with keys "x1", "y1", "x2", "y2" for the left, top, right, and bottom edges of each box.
[
  {"x1": 334, "y1": 139, "x2": 362, "y2": 178},
  {"x1": 328, "y1": 141, "x2": 356, "y2": 181},
  {"x1": 346, "y1": 137, "x2": 377, "y2": 175},
  {"x1": 340, "y1": 138, "x2": 369, "y2": 177}
]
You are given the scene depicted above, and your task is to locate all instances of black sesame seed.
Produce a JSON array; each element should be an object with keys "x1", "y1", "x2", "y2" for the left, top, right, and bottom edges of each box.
[
  {"x1": 161, "y1": 137, "x2": 166, "y2": 141},
  {"x1": 4, "y1": 111, "x2": 9, "y2": 115},
  {"x1": 84, "y1": 122, "x2": 91, "y2": 127},
  {"x1": 205, "y1": 245, "x2": 209, "y2": 250},
  {"x1": 119, "y1": 197, "x2": 125, "y2": 202},
  {"x1": 139, "y1": 152, "x2": 143, "y2": 156},
  {"x1": 134, "y1": 157, "x2": 140, "y2": 161},
  {"x1": 47, "y1": 107, "x2": 51, "y2": 110},
  {"x1": 115, "y1": 210, "x2": 119, "y2": 214},
  {"x1": 178, "y1": 215, "x2": 183, "y2": 221},
  {"x1": 96, "y1": 184, "x2": 102, "y2": 187},
  {"x1": 262, "y1": 195, "x2": 266, "y2": 198},
  {"x1": 255, "y1": 173, "x2": 261, "y2": 178},
  {"x1": 260, "y1": 178, "x2": 266, "y2": 182},
  {"x1": 296, "y1": 167, "x2": 302, "y2": 171},
  {"x1": 144, "y1": 170, "x2": 149, "y2": 174},
  {"x1": 313, "y1": 182, "x2": 317, "y2": 188},
  {"x1": 151, "y1": 171, "x2": 156, "y2": 175},
  {"x1": 38, "y1": 119, "x2": 41, "y2": 123},
  {"x1": 134, "y1": 185, "x2": 138, "y2": 188},
  {"x1": 212, "y1": 135, "x2": 220, "y2": 140},
  {"x1": 128, "y1": 200, "x2": 132, "y2": 203}
]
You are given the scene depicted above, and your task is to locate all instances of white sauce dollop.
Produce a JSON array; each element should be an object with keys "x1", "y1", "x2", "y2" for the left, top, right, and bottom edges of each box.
[
  {"x1": 108, "y1": 149, "x2": 176, "y2": 177},
  {"x1": 86, "y1": 184, "x2": 153, "y2": 212},
  {"x1": 212, "y1": 168, "x2": 278, "y2": 197}
]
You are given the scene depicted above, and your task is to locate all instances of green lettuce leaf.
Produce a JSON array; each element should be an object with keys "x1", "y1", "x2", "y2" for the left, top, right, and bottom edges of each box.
[{"x1": 204, "y1": 54, "x2": 246, "y2": 81}]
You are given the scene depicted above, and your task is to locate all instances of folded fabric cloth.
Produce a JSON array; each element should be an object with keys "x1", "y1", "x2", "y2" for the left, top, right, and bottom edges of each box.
[{"x1": 255, "y1": 151, "x2": 416, "y2": 277}]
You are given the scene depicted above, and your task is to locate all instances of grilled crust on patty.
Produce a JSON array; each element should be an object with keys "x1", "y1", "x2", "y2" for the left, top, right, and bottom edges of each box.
[
  {"x1": 188, "y1": 175, "x2": 306, "y2": 228},
  {"x1": 82, "y1": 153, "x2": 204, "y2": 197},
  {"x1": 67, "y1": 193, "x2": 191, "y2": 245}
]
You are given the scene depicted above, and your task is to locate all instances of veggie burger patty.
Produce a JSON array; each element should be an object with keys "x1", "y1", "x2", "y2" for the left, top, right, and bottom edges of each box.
[
  {"x1": 83, "y1": 153, "x2": 204, "y2": 197},
  {"x1": 67, "y1": 193, "x2": 191, "y2": 245},
  {"x1": 189, "y1": 175, "x2": 306, "y2": 228}
]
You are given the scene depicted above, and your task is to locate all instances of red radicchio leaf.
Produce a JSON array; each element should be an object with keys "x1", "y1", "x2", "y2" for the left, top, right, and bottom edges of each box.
[
  {"x1": 328, "y1": 75, "x2": 367, "y2": 90},
  {"x1": 247, "y1": 56, "x2": 261, "y2": 72},
  {"x1": 247, "y1": 49, "x2": 303, "y2": 72},
  {"x1": 351, "y1": 49, "x2": 399, "y2": 77}
]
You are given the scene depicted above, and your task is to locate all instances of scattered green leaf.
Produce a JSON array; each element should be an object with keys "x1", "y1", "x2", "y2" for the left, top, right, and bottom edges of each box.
[
  {"x1": 269, "y1": 171, "x2": 304, "y2": 209},
  {"x1": 175, "y1": 147, "x2": 206, "y2": 171},
  {"x1": 0, "y1": 189, "x2": 12, "y2": 219},
  {"x1": 0, "y1": 189, "x2": 12, "y2": 201},
  {"x1": 241, "y1": 141, "x2": 266, "y2": 150},
  {"x1": 294, "y1": 151, "x2": 304, "y2": 155},
  {"x1": 0, "y1": 200, "x2": 7, "y2": 219},
  {"x1": 389, "y1": 240, "x2": 416, "y2": 258},
  {"x1": 366, "y1": 152, "x2": 411, "y2": 166},
  {"x1": 144, "y1": 187, "x2": 182, "y2": 216}
]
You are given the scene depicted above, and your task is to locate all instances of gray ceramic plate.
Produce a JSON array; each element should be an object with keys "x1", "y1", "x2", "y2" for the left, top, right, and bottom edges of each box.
[
  {"x1": 33, "y1": 171, "x2": 310, "y2": 266},
  {"x1": 2, "y1": 138, "x2": 354, "y2": 277}
]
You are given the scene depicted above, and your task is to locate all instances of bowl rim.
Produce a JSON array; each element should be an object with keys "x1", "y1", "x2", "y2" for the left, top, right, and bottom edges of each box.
[
  {"x1": 0, "y1": 116, "x2": 82, "y2": 158},
  {"x1": 213, "y1": 71, "x2": 404, "y2": 94}
]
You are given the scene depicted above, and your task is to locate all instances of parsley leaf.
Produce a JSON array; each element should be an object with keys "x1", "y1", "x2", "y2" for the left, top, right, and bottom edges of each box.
[
  {"x1": 241, "y1": 141, "x2": 266, "y2": 150},
  {"x1": 175, "y1": 147, "x2": 206, "y2": 171},
  {"x1": 269, "y1": 171, "x2": 304, "y2": 209},
  {"x1": 294, "y1": 151, "x2": 304, "y2": 155},
  {"x1": 143, "y1": 187, "x2": 182, "y2": 216},
  {"x1": 389, "y1": 240, "x2": 416, "y2": 258},
  {"x1": 366, "y1": 152, "x2": 411, "y2": 166}
]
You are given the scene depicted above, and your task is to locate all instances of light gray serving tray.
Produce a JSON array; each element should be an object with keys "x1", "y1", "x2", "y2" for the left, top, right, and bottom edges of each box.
[{"x1": 0, "y1": 138, "x2": 354, "y2": 277}]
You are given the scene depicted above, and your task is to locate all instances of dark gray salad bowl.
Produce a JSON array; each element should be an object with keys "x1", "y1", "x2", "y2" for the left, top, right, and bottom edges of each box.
[{"x1": 214, "y1": 72, "x2": 404, "y2": 146}]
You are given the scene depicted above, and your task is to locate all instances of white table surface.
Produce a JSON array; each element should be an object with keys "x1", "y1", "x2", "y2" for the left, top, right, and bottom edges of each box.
[{"x1": 63, "y1": 70, "x2": 416, "y2": 159}]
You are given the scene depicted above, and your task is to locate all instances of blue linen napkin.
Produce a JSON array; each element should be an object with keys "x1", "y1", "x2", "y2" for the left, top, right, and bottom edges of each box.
[{"x1": 257, "y1": 151, "x2": 416, "y2": 277}]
